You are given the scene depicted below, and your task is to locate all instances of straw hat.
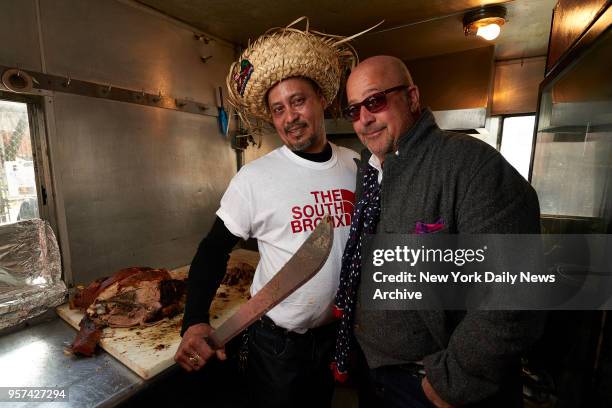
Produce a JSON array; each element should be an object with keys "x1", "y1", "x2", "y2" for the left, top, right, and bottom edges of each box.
[{"x1": 226, "y1": 17, "x2": 378, "y2": 133}]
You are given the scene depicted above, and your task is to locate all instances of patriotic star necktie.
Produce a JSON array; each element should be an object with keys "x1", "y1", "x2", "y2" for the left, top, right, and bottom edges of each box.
[{"x1": 331, "y1": 164, "x2": 381, "y2": 382}]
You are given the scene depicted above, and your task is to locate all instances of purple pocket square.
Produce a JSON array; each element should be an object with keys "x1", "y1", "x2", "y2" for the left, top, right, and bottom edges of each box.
[{"x1": 415, "y1": 218, "x2": 445, "y2": 234}]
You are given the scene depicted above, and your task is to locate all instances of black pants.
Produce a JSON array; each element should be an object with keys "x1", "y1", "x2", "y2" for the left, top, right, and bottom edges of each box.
[
  {"x1": 247, "y1": 317, "x2": 336, "y2": 408},
  {"x1": 359, "y1": 365, "x2": 434, "y2": 408},
  {"x1": 350, "y1": 344, "x2": 433, "y2": 408}
]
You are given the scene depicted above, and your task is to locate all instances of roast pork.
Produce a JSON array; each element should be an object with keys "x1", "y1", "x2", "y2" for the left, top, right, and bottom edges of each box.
[{"x1": 68, "y1": 267, "x2": 186, "y2": 356}]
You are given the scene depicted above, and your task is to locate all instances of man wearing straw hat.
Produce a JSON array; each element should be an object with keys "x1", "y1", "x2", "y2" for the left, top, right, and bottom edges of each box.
[
  {"x1": 175, "y1": 18, "x2": 365, "y2": 407},
  {"x1": 331, "y1": 55, "x2": 542, "y2": 407}
]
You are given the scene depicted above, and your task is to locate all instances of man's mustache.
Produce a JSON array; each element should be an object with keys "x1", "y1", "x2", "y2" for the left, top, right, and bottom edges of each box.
[
  {"x1": 285, "y1": 121, "x2": 307, "y2": 133},
  {"x1": 361, "y1": 125, "x2": 386, "y2": 135}
]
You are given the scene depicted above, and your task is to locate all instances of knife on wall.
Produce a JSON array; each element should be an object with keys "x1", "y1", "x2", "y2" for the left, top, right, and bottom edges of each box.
[{"x1": 206, "y1": 216, "x2": 334, "y2": 349}]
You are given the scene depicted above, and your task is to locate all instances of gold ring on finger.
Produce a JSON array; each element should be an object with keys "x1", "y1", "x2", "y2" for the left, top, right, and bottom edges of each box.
[{"x1": 188, "y1": 353, "x2": 200, "y2": 365}]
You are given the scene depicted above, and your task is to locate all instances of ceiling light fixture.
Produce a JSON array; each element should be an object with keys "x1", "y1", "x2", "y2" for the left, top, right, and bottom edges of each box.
[{"x1": 463, "y1": 5, "x2": 507, "y2": 41}]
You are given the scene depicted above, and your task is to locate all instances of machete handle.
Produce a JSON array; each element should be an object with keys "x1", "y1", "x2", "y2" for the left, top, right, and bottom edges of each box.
[{"x1": 203, "y1": 333, "x2": 223, "y2": 350}]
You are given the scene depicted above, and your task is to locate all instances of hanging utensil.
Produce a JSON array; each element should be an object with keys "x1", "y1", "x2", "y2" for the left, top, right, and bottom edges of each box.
[{"x1": 217, "y1": 86, "x2": 229, "y2": 136}]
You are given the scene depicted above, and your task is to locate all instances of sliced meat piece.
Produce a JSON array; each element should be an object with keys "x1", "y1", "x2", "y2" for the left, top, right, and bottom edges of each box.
[
  {"x1": 116, "y1": 268, "x2": 170, "y2": 289},
  {"x1": 222, "y1": 262, "x2": 255, "y2": 286},
  {"x1": 91, "y1": 279, "x2": 162, "y2": 327},
  {"x1": 69, "y1": 277, "x2": 104, "y2": 310},
  {"x1": 70, "y1": 267, "x2": 151, "y2": 311},
  {"x1": 160, "y1": 279, "x2": 187, "y2": 307},
  {"x1": 69, "y1": 316, "x2": 102, "y2": 356},
  {"x1": 156, "y1": 279, "x2": 187, "y2": 320}
]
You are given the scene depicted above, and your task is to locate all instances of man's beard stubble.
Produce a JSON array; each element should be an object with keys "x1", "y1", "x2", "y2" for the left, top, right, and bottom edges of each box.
[
  {"x1": 284, "y1": 120, "x2": 323, "y2": 152},
  {"x1": 290, "y1": 139, "x2": 313, "y2": 152}
]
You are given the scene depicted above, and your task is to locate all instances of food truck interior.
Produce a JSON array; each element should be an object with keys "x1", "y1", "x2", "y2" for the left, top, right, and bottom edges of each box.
[{"x1": 0, "y1": 0, "x2": 610, "y2": 407}]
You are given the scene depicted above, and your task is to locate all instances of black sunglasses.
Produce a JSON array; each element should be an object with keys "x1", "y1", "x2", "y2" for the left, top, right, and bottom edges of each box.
[{"x1": 343, "y1": 85, "x2": 409, "y2": 122}]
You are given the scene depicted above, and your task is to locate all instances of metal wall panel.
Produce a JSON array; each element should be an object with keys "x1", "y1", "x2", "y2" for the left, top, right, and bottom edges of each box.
[
  {"x1": 39, "y1": 0, "x2": 235, "y2": 108},
  {"x1": 405, "y1": 46, "x2": 495, "y2": 111},
  {"x1": 492, "y1": 57, "x2": 546, "y2": 115},
  {"x1": 547, "y1": 0, "x2": 609, "y2": 72},
  {"x1": 0, "y1": 0, "x2": 242, "y2": 283},
  {"x1": 0, "y1": 0, "x2": 42, "y2": 71},
  {"x1": 53, "y1": 93, "x2": 234, "y2": 283}
]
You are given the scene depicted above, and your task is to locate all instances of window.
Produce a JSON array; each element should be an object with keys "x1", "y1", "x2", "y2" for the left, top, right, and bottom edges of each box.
[
  {"x1": 0, "y1": 93, "x2": 66, "y2": 331},
  {"x1": 0, "y1": 99, "x2": 39, "y2": 225},
  {"x1": 499, "y1": 115, "x2": 536, "y2": 180}
]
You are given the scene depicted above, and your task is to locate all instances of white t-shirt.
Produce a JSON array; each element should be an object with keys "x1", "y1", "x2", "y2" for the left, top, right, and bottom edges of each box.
[{"x1": 217, "y1": 143, "x2": 358, "y2": 332}]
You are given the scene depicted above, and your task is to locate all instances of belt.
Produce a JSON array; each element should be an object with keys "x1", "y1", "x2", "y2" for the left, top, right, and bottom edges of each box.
[{"x1": 257, "y1": 315, "x2": 294, "y2": 336}]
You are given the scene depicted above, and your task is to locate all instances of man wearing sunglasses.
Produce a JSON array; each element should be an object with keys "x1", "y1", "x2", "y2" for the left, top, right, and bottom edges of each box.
[{"x1": 331, "y1": 56, "x2": 541, "y2": 408}]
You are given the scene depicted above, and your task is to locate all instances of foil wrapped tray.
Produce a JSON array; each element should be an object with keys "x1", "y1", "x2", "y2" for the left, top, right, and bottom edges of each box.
[{"x1": 0, "y1": 219, "x2": 67, "y2": 330}]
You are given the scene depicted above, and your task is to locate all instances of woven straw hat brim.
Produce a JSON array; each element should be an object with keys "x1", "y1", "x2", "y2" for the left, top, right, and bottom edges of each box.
[
  {"x1": 236, "y1": 32, "x2": 341, "y2": 120},
  {"x1": 226, "y1": 17, "x2": 376, "y2": 134}
]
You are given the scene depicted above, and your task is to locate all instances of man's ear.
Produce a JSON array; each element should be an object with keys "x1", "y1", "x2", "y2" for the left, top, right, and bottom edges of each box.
[
  {"x1": 408, "y1": 85, "x2": 420, "y2": 114},
  {"x1": 319, "y1": 92, "x2": 327, "y2": 109}
]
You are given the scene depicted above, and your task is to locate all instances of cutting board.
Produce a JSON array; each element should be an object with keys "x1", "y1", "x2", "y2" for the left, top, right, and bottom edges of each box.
[{"x1": 56, "y1": 249, "x2": 258, "y2": 380}]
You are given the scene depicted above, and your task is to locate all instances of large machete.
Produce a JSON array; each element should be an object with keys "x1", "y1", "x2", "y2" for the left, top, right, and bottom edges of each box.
[{"x1": 206, "y1": 216, "x2": 334, "y2": 349}]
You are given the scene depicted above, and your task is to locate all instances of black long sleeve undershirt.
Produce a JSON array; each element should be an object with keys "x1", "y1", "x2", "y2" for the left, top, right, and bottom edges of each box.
[
  {"x1": 181, "y1": 143, "x2": 333, "y2": 336},
  {"x1": 181, "y1": 217, "x2": 240, "y2": 335}
]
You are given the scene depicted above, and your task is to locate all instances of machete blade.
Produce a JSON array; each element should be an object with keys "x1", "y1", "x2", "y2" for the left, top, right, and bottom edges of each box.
[{"x1": 207, "y1": 215, "x2": 334, "y2": 348}]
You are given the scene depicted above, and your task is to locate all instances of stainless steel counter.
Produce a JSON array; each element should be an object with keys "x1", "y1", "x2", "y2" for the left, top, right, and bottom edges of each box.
[{"x1": 0, "y1": 313, "x2": 174, "y2": 407}]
